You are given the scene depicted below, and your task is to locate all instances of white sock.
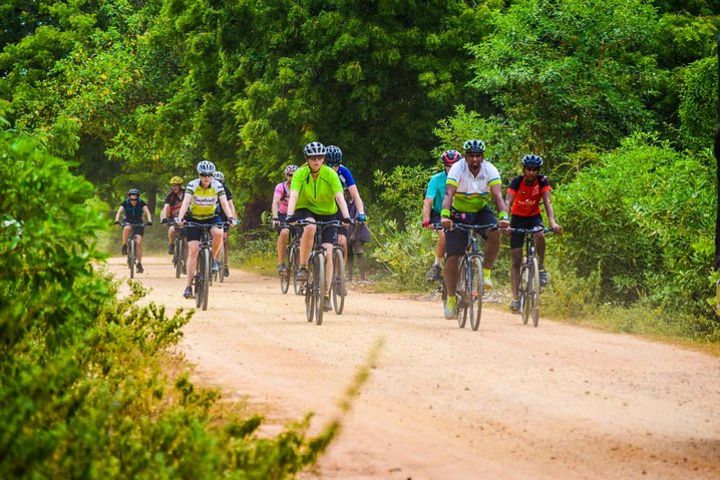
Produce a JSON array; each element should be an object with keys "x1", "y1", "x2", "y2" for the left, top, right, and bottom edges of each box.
[{"x1": 434, "y1": 256, "x2": 442, "y2": 266}]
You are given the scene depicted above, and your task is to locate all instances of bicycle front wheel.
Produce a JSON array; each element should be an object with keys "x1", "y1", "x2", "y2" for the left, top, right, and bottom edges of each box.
[
  {"x1": 529, "y1": 257, "x2": 540, "y2": 327},
  {"x1": 128, "y1": 240, "x2": 136, "y2": 279},
  {"x1": 456, "y1": 257, "x2": 468, "y2": 329},
  {"x1": 218, "y1": 242, "x2": 226, "y2": 284},
  {"x1": 174, "y1": 238, "x2": 182, "y2": 278},
  {"x1": 305, "y1": 256, "x2": 315, "y2": 323},
  {"x1": 280, "y1": 244, "x2": 290, "y2": 294},
  {"x1": 291, "y1": 246, "x2": 302, "y2": 295},
  {"x1": 520, "y1": 262, "x2": 530, "y2": 325},
  {"x1": 201, "y1": 249, "x2": 211, "y2": 310},
  {"x1": 469, "y1": 256, "x2": 483, "y2": 331},
  {"x1": 314, "y1": 252, "x2": 326, "y2": 325},
  {"x1": 332, "y1": 247, "x2": 345, "y2": 315}
]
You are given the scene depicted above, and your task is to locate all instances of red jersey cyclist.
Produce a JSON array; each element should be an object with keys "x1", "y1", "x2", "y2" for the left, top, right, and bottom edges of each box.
[
  {"x1": 160, "y1": 176, "x2": 185, "y2": 255},
  {"x1": 505, "y1": 154, "x2": 562, "y2": 312}
]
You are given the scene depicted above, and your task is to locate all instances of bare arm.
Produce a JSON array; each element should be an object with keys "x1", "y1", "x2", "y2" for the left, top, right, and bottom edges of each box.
[
  {"x1": 542, "y1": 191, "x2": 562, "y2": 233},
  {"x1": 228, "y1": 199, "x2": 237, "y2": 219},
  {"x1": 505, "y1": 191, "x2": 515, "y2": 211},
  {"x1": 176, "y1": 194, "x2": 192, "y2": 221},
  {"x1": 114, "y1": 206, "x2": 124, "y2": 223},
  {"x1": 218, "y1": 195, "x2": 234, "y2": 221},
  {"x1": 271, "y1": 193, "x2": 282, "y2": 221},
  {"x1": 334, "y1": 191, "x2": 350, "y2": 219},
  {"x1": 491, "y1": 184, "x2": 509, "y2": 226},
  {"x1": 440, "y1": 184, "x2": 457, "y2": 228},
  {"x1": 422, "y1": 197, "x2": 433, "y2": 225},
  {"x1": 160, "y1": 204, "x2": 170, "y2": 222},
  {"x1": 346, "y1": 184, "x2": 365, "y2": 215},
  {"x1": 142, "y1": 205, "x2": 153, "y2": 223},
  {"x1": 286, "y1": 190, "x2": 299, "y2": 216}
]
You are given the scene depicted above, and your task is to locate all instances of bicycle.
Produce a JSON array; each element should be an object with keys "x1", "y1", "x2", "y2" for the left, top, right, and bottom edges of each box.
[
  {"x1": 447, "y1": 223, "x2": 497, "y2": 331},
  {"x1": 510, "y1": 226, "x2": 552, "y2": 327},
  {"x1": 184, "y1": 221, "x2": 222, "y2": 311},
  {"x1": 295, "y1": 219, "x2": 344, "y2": 325},
  {"x1": 165, "y1": 219, "x2": 187, "y2": 279},
  {"x1": 213, "y1": 223, "x2": 230, "y2": 284},
  {"x1": 120, "y1": 222, "x2": 148, "y2": 279},
  {"x1": 278, "y1": 223, "x2": 302, "y2": 294}
]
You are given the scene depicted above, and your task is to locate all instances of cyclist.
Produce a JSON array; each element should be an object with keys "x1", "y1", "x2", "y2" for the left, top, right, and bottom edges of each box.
[
  {"x1": 114, "y1": 188, "x2": 153, "y2": 273},
  {"x1": 440, "y1": 139, "x2": 509, "y2": 319},
  {"x1": 422, "y1": 149, "x2": 462, "y2": 282},
  {"x1": 176, "y1": 161, "x2": 236, "y2": 299},
  {"x1": 324, "y1": 145, "x2": 368, "y2": 280},
  {"x1": 160, "y1": 176, "x2": 185, "y2": 255},
  {"x1": 213, "y1": 170, "x2": 236, "y2": 277},
  {"x1": 285, "y1": 141, "x2": 351, "y2": 311},
  {"x1": 505, "y1": 154, "x2": 562, "y2": 312},
  {"x1": 272, "y1": 164, "x2": 298, "y2": 274}
]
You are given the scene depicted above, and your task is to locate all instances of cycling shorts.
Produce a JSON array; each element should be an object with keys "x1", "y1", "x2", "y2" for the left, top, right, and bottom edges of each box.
[
  {"x1": 295, "y1": 208, "x2": 337, "y2": 245},
  {"x1": 185, "y1": 216, "x2": 222, "y2": 242},
  {"x1": 444, "y1": 206, "x2": 497, "y2": 257},
  {"x1": 510, "y1": 214, "x2": 544, "y2": 249}
]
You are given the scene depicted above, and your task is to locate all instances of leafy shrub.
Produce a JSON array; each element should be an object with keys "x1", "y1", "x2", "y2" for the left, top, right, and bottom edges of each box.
[
  {"x1": 679, "y1": 55, "x2": 717, "y2": 151},
  {"x1": 0, "y1": 135, "x2": 350, "y2": 478}
]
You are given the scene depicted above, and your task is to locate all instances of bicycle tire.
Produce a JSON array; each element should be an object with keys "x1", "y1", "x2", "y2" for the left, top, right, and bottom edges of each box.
[
  {"x1": 195, "y1": 272, "x2": 203, "y2": 309},
  {"x1": 128, "y1": 239, "x2": 136, "y2": 279},
  {"x1": 469, "y1": 256, "x2": 483, "y2": 331},
  {"x1": 201, "y1": 249, "x2": 211, "y2": 311},
  {"x1": 218, "y1": 243, "x2": 225, "y2": 284},
  {"x1": 305, "y1": 255, "x2": 315, "y2": 323},
  {"x1": 174, "y1": 238, "x2": 182, "y2": 278},
  {"x1": 520, "y1": 261, "x2": 530, "y2": 325},
  {"x1": 280, "y1": 241, "x2": 290, "y2": 294},
  {"x1": 530, "y1": 256, "x2": 540, "y2": 327},
  {"x1": 456, "y1": 257, "x2": 468, "y2": 328},
  {"x1": 332, "y1": 247, "x2": 345, "y2": 315},
  {"x1": 314, "y1": 251, "x2": 325, "y2": 325}
]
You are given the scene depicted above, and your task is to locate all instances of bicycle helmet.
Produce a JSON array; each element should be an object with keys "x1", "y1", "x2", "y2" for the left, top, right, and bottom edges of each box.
[
  {"x1": 440, "y1": 149, "x2": 462, "y2": 166},
  {"x1": 325, "y1": 145, "x2": 343, "y2": 167},
  {"x1": 213, "y1": 171, "x2": 225, "y2": 183},
  {"x1": 463, "y1": 139, "x2": 486, "y2": 154},
  {"x1": 197, "y1": 160, "x2": 216, "y2": 175},
  {"x1": 303, "y1": 141, "x2": 326, "y2": 156},
  {"x1": 284, "y1": 164, "x2": 299, "y2": 176},
  {"x1": 521, "y1": 154, "x2": 544, "y2": 168},
  {"x1": 127, "y1": 188, "x2": 140, "y2": 196},
  {"x1": 169, "y1": 176, "x2": 183, "y2": 185}
]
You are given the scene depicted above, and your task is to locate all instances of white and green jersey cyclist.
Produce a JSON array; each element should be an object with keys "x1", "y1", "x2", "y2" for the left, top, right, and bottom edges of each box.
[
  {"x1": 184, "y1": 178, "x2": 226, "y2": 219},
  {"x1": 446, "y1": 158, "x2": 501, "y2": 212}
]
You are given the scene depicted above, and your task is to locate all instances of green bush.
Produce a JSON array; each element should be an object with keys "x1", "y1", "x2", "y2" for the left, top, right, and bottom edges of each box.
[
  {"x1": 554, "y1": 133, "x2": 716, "y2": 317},
  {"x1": 0, "y1": 135, "x2": 351, "y2": 478}
]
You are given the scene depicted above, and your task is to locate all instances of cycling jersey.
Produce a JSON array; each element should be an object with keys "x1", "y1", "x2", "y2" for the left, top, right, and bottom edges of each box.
[
  {"x1": 425, "y1": 170, "x2": 447, "y2": 214},
  {"x1": 121, "y1": 198, "x2": 147, "y2": 223},
  {"x1": 274, "y1": 181, "x2": 290, "y2": 214},
  {"x1": 164, "y1": 189, "x2": 185, "y2": 217},
  {"x1": 185, "y1": 178, "x2": 226, "y2": 220},
  {"x1": 290, "y1": 165, "x2": 342, "y2": 216},
  {"x1": 337, "y1": 165, "x2": 357, "y2": 204},
  {"x1": 446, "y1": 159, "x2": 501, "y2": 213},
  {"x1": 507, "y1": 175, "x2": 552, "y2": 217}
]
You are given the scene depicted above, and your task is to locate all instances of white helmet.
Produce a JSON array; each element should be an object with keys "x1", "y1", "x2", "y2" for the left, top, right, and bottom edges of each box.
[
  {"x1": 213, "y1": 171, "x2": 225, "y2": 183},
  {"x1": 197, "y1": 160, "x2": 216, "y2": 175},
  {"x1": 303, "y1": 141, "x2": 326, "y2": 156}
]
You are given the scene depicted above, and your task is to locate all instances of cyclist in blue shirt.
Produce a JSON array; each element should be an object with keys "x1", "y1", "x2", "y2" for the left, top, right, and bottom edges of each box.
[
  {"x1": 422, "y1": 150, "x2": 462, "y2": 282},
  {"x1": 114, "y1": 188, "x2": 153, "y2": 273}
]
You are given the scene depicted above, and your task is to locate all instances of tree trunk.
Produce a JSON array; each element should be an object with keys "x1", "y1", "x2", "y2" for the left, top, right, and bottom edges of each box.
[{"x1": 242, "y1": 197, "x2": 266, "y2": 231}]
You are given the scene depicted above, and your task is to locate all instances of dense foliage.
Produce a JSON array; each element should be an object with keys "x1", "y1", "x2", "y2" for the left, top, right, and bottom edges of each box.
[{"x1": 0, "y1": 135, "x2": 349, "y2": 477}]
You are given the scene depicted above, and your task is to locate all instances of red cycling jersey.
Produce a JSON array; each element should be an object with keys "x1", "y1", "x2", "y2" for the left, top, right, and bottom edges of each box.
[{"x1": 507, "y1": 175, "x2": 552, "y2": 217}]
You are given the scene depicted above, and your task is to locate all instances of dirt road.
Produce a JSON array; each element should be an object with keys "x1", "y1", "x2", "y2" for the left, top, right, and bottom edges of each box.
[{"x1": 109, "y1": 256, "x2": 720, "y2": 479}]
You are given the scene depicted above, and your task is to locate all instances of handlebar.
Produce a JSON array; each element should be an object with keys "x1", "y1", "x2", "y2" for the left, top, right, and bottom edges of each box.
[
  {"x1": 506, "y1": 227, "x2": 554, "y2": 234},
  {"x1": 182, "y1": 221, "x2": 225, "y2": 229},
  {"x1": 448, "y1": 223, "x2": 498, "y2": 232},
  {"x1": 120, "y1": 222, "x2": 150, "y2": 227}
]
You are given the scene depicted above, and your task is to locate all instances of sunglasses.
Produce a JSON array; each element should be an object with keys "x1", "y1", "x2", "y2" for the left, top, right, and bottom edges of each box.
[
  {"x1": 524, "y1": 167, "x2": 540, "y2": 172},
  {"x1": 200, "y1": 173, "x2": 213, "y2": 177},
  {"x1": 129, "y1": 198, "x2": 138, "y2": 202}
]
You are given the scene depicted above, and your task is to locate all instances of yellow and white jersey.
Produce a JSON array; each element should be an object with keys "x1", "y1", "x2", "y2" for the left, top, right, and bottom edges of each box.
[{"x1": 186, "y1": 178, "x2": 226, "y2": 220}]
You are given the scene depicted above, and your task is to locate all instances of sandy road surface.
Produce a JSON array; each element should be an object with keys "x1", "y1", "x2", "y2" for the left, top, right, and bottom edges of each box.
[{"x1": 109, "y1": 256, "x2": 720, "y2": 479}]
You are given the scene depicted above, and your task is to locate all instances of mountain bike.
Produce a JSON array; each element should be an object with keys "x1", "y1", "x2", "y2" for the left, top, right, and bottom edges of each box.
[
  {"x1": 510, "y1": 226, "x2": 552, "y2": 327},
  {"x1": 185, "y1": 221, "x2": 221, "y2": 311},
  {"x1": 121, "y1": 222, "x2": 148, "y2": 279},
  {"x1": 167, "y1": 219, "x2": 187, "y2": 279},
  {"x1": 449, "y1": 223, "x2": 497, "y2": 331},
  {"x1": 296, "y1": 219, "x2": 344, "y2": 325},
  {"x1": 279, "y1": 223, "x2": 302, "y2": 294}
]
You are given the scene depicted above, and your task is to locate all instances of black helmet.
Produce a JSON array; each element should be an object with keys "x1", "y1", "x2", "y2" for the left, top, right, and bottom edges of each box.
[{"x1": 521, "y1": 154, "x2": 544, "y2": 168}]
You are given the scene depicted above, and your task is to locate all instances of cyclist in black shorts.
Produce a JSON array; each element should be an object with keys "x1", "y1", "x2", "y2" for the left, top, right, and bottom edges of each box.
[{"x1": 114, "y1": 188, "x2": 153, "y2": 273}]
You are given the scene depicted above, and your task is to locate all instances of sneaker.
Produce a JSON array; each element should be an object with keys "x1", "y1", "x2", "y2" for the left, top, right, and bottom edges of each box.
[
  {"x1": 121, "y1": 244, "x2": 128, "y2": 255},
  {"x1": 168, "y1": 243, "x2": 174, "y2": 255},
  {"x1": 278, "y1": 264, "x2": 288, "y2": 275},
  {"x1": 426, "y1": 264, "x2": 442, "y2": 282},
  {"x1": 136, "y1": 263, "x2": 144, "y2": 273},
  {"x1": 324, "y1": 296, "x2": 332, "y2": 312},
  {"x1": 509, "y1": 298, "x2": 520, "y2": 312},
  {"x1": 296, "y1": 267, "x2": 309, "y2": 282},
  {"x1": 183, "y1": 286, "x2": 194, "y2": 299},
  {"x1": 212, "y1": 260, "x2": 219, "y2": 273},
  {"x1": 539, "y1": 269, "x2": 549, "y2": 286},
  {"x1": 444, "y1": 295, "x2": 458, "y2": 319},
  {"x1": 483, "y1": 269, "x2": 493, "y2": 290}
]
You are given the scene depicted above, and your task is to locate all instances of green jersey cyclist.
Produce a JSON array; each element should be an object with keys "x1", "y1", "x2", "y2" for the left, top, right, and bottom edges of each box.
[
  {"x1": 440, "y1": 139, "x2": 509, "y2": 319},
  {"x1": 176, "y1": 160, "x2": 236, "y2": 299},
  {"x1": 285, "y1": 141, "x2": 352, "y2": 311}
]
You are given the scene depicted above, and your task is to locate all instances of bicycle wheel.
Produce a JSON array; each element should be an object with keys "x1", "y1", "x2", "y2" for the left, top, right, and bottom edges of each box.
[
  {"x1": 529, "y1": 256, "x2": 540, "y2": 327},
  {"x1": 218, "y1": 243, "x2": 225, "y2": 284},
  {"x1": 332, "y1": 247, "x2": 345, "y2": 315},
  {"x1": 280, "y1": 243, "x2": 290, "y2": 294},
  {"x1": 469, "y1": 256, "x2": 484, "y2": 331},
  {"x1": 195, "y1": 272, "x2": 204, "y2": 310},
  {"x1": 314, "y1": 251, "x2": 326, "y2": 325},
  {"x1": 200, "y1": 248, "x2": 211, "y2": 311},
  {"x1": 174, "y1": 238, "x2": 182, "y2": 278},
  {"x1": 519, "y1": 262, "x2": 530, "y2": 325},
  {"x1": 291, "y1": 246, "x2": 302, "y2": 295},
  {"x1": 128, "y1": 239, "x2": 136, "y2": 279},
  {"x1": 456, "y1": 257, "x2": 468, "y2": 328},
  {"x1": 305, "y1": 254, "x2": 315, "y2": 323}
]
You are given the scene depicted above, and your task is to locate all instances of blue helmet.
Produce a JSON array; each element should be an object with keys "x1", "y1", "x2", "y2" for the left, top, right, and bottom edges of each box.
[
  {"x1": 303, "y1": 141, "x2": 326, "y2": 156},
  {"x1": 462, "y1": 139, "x2": 486, "y2": 154},
  {"x1": 521, "y1": 154, "x2": 544, "y2": 168},
  {"x1": 325, "y1": 145, "x2": 343, "y2": 167}
]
